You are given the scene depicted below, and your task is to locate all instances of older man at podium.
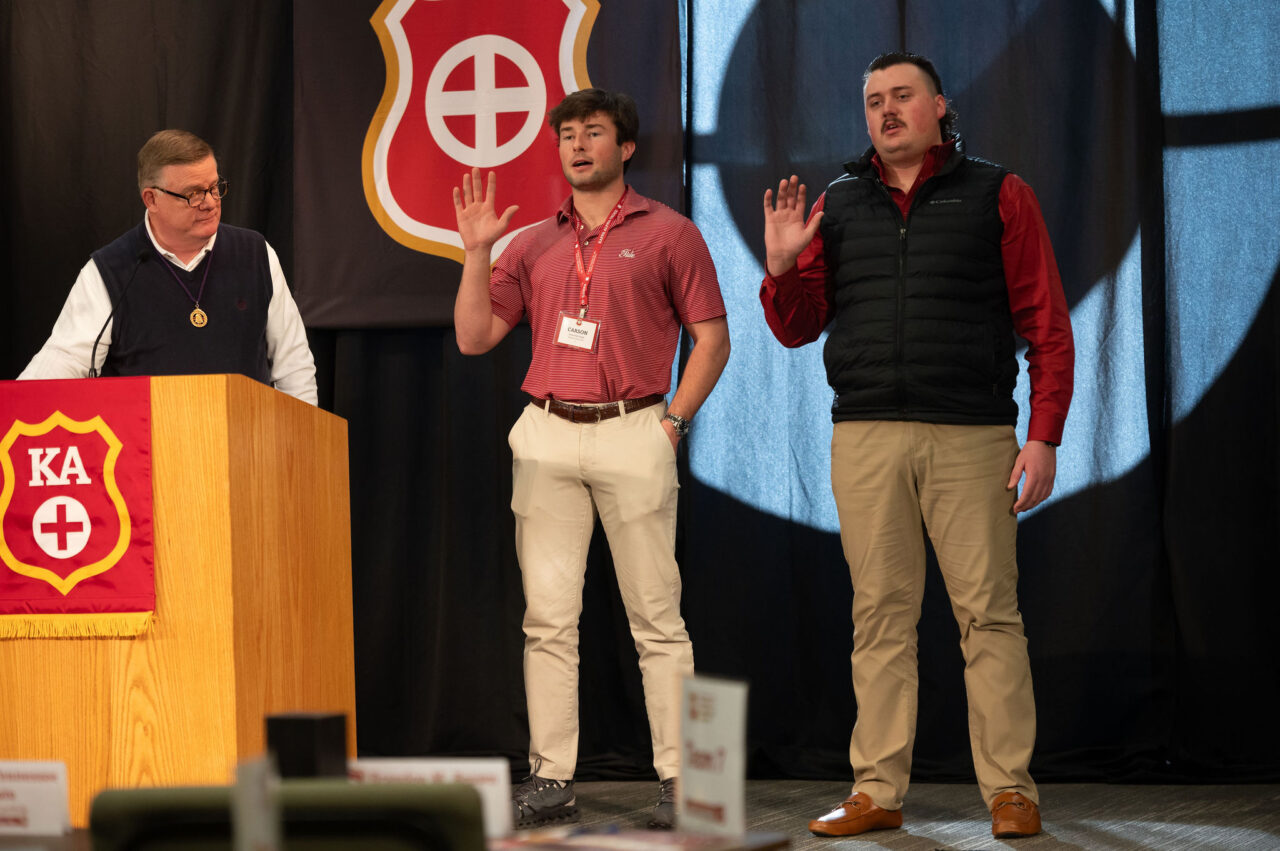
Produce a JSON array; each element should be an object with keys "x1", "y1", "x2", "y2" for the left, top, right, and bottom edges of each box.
[{"x1": 18, "y1": 129, "x2": 316, "y2": 405}]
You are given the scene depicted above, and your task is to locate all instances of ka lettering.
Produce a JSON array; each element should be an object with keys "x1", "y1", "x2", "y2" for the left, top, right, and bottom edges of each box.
[{"x1": 28, "y1": 446, "x2": 93, "y2": 486}]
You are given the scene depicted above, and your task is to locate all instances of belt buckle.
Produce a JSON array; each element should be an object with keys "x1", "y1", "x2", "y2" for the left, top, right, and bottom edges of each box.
[{"x1": 567, "y1": 405, "x2": 596, "y2": 424}]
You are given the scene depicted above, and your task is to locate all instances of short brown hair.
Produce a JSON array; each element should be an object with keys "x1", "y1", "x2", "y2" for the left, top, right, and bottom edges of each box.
[
  {"x1": 547, "y1": 89, "x2": 639, "y2": 145},
  {"x1": 137, "y1": 129, "x2": 215, "y2": 192}
]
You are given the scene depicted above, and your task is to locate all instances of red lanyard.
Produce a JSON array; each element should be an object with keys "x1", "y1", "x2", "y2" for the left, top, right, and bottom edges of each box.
[{"x1": 570, "y1": 188, "x2": 628, "y2": 319}]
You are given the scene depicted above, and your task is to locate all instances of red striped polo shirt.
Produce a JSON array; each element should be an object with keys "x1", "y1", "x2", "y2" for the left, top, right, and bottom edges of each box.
[{"x1": 490, "y1": 188, "x2": 725, "y2": 402}]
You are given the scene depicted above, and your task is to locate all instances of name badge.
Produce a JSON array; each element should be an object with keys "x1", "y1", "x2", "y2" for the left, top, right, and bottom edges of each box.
[{"x1": 555, "y1": 311, "x2": 601, "y2": 351}]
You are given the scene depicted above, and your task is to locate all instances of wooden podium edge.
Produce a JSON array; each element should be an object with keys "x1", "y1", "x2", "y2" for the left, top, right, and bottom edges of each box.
[{"x1": 0, "y1": 375, "x2": 355, "y2": 827}]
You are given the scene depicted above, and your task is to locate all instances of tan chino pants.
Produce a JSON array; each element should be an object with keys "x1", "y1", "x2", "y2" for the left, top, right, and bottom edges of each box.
[
  {"x1": 509, "y1": 400, "x2": 693, "y2": 782},
  {"x1": 830, "y1": 420, "x2": 1038, "y2": 810}
]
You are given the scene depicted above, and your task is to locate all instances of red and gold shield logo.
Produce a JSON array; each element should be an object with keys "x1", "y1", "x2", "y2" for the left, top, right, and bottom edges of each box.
[
  {"x1": 0, "y1": 412, "x2": 131, "y2": 596},
  {"x1": 362, "y1": 0, "x2": 598, "y2": 261}
]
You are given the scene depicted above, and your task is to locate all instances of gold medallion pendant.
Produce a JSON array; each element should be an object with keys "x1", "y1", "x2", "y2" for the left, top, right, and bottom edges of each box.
[{"x1": 190, "y1": 307, "x2": 208, "y2": 328}]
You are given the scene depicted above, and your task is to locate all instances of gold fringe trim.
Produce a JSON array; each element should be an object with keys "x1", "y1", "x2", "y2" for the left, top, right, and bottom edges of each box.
[{"x1": 0, "y1": 611, "x2": 153, "y2": 639}]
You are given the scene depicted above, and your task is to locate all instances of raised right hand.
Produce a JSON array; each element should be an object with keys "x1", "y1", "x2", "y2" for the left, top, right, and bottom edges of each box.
[
  {"x1": 454, "y1": 168, "x2": 519, "y2": 252},
  {"x1": 762, "y1": 175, "x2": 823, "y2": 276}
]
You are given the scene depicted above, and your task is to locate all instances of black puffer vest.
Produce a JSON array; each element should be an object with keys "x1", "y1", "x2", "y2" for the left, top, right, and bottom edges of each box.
[{"x1": 819, "y1": 141, "x2": 1018, "y2": 425}]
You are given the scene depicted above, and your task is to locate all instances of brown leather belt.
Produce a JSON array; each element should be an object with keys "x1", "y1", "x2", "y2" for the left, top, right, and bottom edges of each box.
[{"x1": 533, "y1": 393, "x2": 664, "y2": 424}]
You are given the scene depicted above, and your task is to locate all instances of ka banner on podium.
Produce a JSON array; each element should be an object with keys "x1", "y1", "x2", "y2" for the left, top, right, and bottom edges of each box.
[{"x1": 0, "y1": 378, "x2": 155, "y2": 637}]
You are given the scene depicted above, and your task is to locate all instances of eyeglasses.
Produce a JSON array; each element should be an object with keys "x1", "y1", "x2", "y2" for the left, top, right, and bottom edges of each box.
[{"x1": 150, "y1": 178, "x2": 229, "y2": 207}]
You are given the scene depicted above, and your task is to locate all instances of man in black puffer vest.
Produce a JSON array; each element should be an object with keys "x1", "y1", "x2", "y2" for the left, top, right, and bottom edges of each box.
[
  {"x1": 20, "y1": 130, "x2": 316, "y2": 404},
  {"x1": 761, "y1": 52, "x2": 1074, "y2": 840}
]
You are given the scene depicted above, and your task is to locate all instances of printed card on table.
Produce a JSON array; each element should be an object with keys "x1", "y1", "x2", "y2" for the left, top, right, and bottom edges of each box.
[
  {"x1": 679, "y1": 675, "x2": 749, "y2": 836},
  {"x1": 0, "y1": 761, "x2": 70, "y2": 836},
  {"x1": 350, "y1": 756, "x2": 511, "y2": 837}
]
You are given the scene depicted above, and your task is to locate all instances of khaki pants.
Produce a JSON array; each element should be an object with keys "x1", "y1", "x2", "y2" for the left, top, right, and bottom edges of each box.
[
  {"x1": 830, "y1": 421, "x2": 1037, "y2": 810},
  {"x1": 509, "y1": 401, "x2": 692, "y2": 782}
]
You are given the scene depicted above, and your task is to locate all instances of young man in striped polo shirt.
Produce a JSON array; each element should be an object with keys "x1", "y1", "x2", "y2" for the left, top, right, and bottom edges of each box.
[{"x1": 452, "y1": 88, "x2": 730, "y2": 831}]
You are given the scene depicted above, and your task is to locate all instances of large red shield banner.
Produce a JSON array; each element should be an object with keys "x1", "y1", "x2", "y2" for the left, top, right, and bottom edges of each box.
[
  {"x1": 363, "y1": 0, "x2": 597, "y2": 261},
  {"x1": 0, "y1": 378, "x2": 155, "y2": 637},
  {"x1": 292, "y1": 1, "x2": 681, "y2": 327}
]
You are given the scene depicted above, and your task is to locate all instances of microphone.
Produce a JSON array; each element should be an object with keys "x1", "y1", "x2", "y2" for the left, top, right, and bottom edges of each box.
[{"x1": 88, "y1": 247, "x2": 151, "y2": 377}]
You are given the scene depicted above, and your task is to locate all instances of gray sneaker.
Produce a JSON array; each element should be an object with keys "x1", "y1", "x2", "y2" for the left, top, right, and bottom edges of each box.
[
  {"x1": 512, "y1": 773, "x2": 578, "y2": 829},
  {"x1": 648, "y1": 777, "x2": 678, "y2": 830}
]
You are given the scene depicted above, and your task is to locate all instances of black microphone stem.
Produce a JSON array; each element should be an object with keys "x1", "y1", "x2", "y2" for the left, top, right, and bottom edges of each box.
[{"x1": 88, "y1": 248, "x2": 150, "y2": 377}]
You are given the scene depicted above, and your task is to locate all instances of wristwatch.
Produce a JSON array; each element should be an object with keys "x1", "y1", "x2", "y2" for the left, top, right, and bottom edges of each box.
[{"x1": 663, "y1": 413, "x2": 691, "y2": 437}]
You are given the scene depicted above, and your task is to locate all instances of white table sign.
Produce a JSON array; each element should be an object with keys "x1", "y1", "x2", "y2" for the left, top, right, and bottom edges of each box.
[
  {"x1": 0, "y1": 761, "x2": 70, "y2": 836},
  {"x1": 349, "y1": 757, "x2": 512, "y2": 837},
  {"x1": 679, "y1": 675, "x2": 749, "y2": 836}
]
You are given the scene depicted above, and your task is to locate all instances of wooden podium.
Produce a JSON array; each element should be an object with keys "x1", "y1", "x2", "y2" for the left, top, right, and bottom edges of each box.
[{"x1": 0, "y1": 374, "x2": 356, "y2": 827}]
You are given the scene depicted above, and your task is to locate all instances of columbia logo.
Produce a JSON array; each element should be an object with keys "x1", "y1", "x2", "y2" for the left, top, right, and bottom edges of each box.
[
  {"x1": 618, "y1": 248, "x2": 636, "y2": 258},
  {"x1": 928, "y1": 198, "x2": 963, "y2": 205}
]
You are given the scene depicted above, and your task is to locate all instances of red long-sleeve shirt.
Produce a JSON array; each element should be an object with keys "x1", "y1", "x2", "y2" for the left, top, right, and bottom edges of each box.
[{"x1": 760, "y1": 144, "x2": 1074, "y2": 445}]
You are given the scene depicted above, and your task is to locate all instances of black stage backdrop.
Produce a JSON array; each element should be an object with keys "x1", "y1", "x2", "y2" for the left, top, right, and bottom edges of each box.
[{"x1": 2, "y1": 0, "x2": 1278, "y2": 786}]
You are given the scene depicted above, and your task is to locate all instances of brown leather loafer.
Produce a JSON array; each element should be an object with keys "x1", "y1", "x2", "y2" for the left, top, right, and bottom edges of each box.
[
  {"x1": 808, "y1": 791, "x2": 903, "y2": 837},
  {"x1": 991, "y1": 791, "x2": 1041, "y2": 838}
]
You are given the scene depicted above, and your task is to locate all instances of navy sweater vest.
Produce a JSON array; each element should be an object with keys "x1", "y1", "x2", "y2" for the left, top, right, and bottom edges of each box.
[{"x1": 95, "y1": 222, "x2": 272, "y2": 385}]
